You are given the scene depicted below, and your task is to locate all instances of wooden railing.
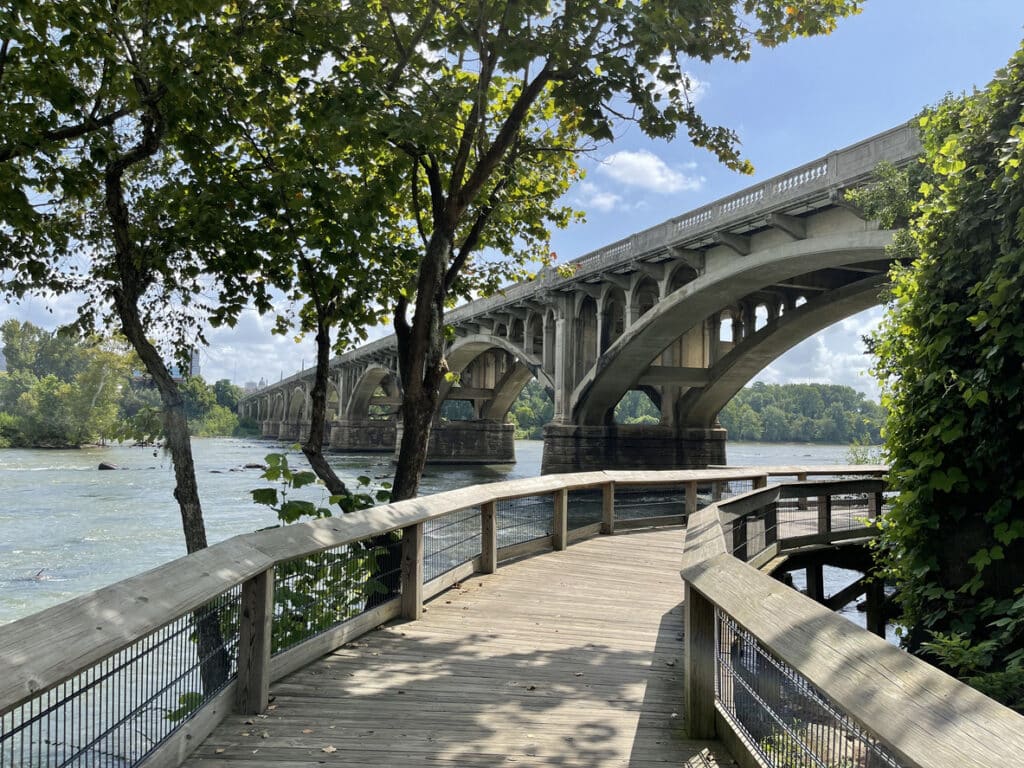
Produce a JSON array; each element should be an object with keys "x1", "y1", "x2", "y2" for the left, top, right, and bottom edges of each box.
[
  {"x1": 681, "y1": 479, "x2": 1024, "y2": 768},
  {"x1": 0, "y1": 465, "x2": 876, "y2": 768}
]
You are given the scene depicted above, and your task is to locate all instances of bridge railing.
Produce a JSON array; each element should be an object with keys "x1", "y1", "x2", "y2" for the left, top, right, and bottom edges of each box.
[
  {"x1": 3, "y1": 465, "x2": 858, "y2": 768},
  {"x1": 682, "y1": 479, "x2": 1024, "y2": 768}
]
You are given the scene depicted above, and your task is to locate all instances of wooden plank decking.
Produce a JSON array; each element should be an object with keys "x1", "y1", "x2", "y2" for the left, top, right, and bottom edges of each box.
[{"x1": 184, "y1": 528, "x2": 731, "y2": 767}]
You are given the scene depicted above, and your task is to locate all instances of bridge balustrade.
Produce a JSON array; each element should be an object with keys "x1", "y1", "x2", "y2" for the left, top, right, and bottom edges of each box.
[{"x1": 682, "y1": 479, "x2": 1024, "y2": 768}]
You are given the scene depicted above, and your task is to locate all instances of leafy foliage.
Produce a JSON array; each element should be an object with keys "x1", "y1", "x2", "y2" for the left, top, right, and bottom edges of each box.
[
  {"x1": 249, "y1": 452, "x2": 391, "y2": 651},
  {"x1": 0, "y1": 320, "x2": 132, "y2": 447},
  {"x1": 870, "y1": 42, "x2": 1024, "y2": 708},
  {"x1": 718, "y1": 383, "x2": 883, "y2": 443}
]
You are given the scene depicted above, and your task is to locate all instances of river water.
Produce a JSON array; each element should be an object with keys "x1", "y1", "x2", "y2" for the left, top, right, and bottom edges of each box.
[{"x1": 0, "y1": 438, "x2": 858, "y2": 625}]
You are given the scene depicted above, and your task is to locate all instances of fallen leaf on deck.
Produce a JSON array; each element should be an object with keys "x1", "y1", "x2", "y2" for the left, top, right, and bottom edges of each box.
[{"x1": 322, "y1": 745, "x2": 337, "y2": 754}]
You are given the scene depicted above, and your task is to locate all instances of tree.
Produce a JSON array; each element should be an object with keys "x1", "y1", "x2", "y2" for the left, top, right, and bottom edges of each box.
[
  {"x1": 868, "y1": 43, "x2": 1024, "y2": 708},
  {"x1": 213, "y1": 379, "x2": 242, "y2": 412},
  {"x1": 337, "y1": 0, "x2": 864, "y2": 501},
  {"x1": 0, "y1": 1, "x2": 272, "y2": 692}
]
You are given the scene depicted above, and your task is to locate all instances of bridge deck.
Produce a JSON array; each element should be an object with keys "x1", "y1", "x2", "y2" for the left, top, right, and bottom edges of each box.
[{"x1": 184, "y1": 528, "x2": 729, "y2": 767}]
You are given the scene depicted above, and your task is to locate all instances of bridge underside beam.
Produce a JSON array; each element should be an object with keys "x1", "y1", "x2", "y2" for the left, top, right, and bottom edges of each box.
[{"x1": 540, "y1": 423, "x2": 726, "y2": 475}]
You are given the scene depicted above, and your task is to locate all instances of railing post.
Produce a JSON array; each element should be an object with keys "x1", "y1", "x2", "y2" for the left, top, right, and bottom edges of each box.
[
  {"x1": 601, "y1": 482, "x2": 615, "y2": 535},
  {"x1": 480, "y1": 501, "x2": 497, "y2": 574},
  {"x1": 401, "y1": 522, "x2": 424, "y2": 620},
  {"x1": 731, "y1": 516, "x2": 748, "y2": 561},
  {"x1": 753, "y1": 474, "x2": 767, "y2": 490},
  {"x1": 236, "y1": 567, "x2": 274, "y2": 714},
  {"x1": 683, "y1": 582, "x2": 717, "y2": 739},
  {"x1": 712, "y1": 480, "x2": 722, "y2": 502},
  {"x1": 797, "y1": 472, "x2": 808, "y2": 510},
  {"x1": 868, "y1": 490, "x2": 884, "y2": 521},
  {"x1": 685, "y1": 481, "x2": 697, "y2": 518},
  {"x1": 764, "y1": 502, "x2": 778, "y2": 548},
  {"x1": 553, "y1": 488, "x2": 567, "y2": 551},
  {"x1": 817, "y1": 494, "x2": 832, "y2": 536}
]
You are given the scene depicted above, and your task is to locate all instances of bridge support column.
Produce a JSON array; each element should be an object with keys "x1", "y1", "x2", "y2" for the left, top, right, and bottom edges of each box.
[
  {"x1": 396, "y1": 420, "x2": 515, "y2": 464},
  {"x1": 328, "y1": 419, "x2": 397, "y2": 453},
  {"x1": 277, "y1": 420, "x2": 306, "y2": 442},
  {"x1": 260, "y1": 420, "x2": 281, "y2": 439},
  {"x1": 540, "y1": 423, "x2": 726, "y2": 474}
]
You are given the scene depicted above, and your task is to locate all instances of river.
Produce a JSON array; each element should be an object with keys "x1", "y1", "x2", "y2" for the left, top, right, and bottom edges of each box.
[{"x1": 0, "y1": 437, "x2": 862, "y2": 625}]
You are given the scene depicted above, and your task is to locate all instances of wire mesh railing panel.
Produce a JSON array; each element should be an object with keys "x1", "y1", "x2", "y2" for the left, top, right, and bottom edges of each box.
[
  {"x1": 566, "y1": 489, "x2": 603, "y2": 530},
  {"x1": 272, "y1": 536, "x2": 400, "y2": 655},
  {"x1": 424, "y1": 507, "x2": 482, "y2": 581},
  {"x1": 716, "y1": 610, "x2": 904, "y2": 768},
  {"x1": 829, "y1": 494, "x2": 873, "y2": 532},
  {"x1": 715, "y1": 478, "x2": 755, "y2": 501},
  {"x1": 613, "y1": 485, "x2": 687, "y2": 521},
  {"x1": 1, "y1": 589, "x2": 241, "y2": 768},
  {"x1": 496, "y1": 495, "x2": 553, "y2": 548}
]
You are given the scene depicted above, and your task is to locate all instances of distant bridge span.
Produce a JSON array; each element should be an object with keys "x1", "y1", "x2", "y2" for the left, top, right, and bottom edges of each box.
[{"x1": 239, "y1": 122, "x2": 920, "y2": 472}]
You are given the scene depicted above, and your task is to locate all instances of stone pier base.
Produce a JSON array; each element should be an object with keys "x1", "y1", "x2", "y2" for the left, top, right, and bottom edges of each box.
[
  {"x1": 261, "y1": 420, "x2": 281, "y2": 439},
  {"x1": 328, "y1": 419, "x2": 397, "y2": 453},
  {"x1": 277, "y1": 420, "x2": 308, "y2": 442},
  {"x1": 395, "y1": 420, "x2": 515, "y2": 464},
  {"x1": 540, "y1": 423, "x2": 727, "y2": 474}
]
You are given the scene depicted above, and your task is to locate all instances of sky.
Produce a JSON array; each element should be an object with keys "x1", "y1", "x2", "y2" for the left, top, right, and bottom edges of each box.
[{"x1": 3, "y1": 2, "x2": 1024, "y2": 397}]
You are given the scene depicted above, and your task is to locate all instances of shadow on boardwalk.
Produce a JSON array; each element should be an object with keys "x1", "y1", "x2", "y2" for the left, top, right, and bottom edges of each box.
[{"x1": 185, "y1": 529, "x2": 730, "y2": 767}]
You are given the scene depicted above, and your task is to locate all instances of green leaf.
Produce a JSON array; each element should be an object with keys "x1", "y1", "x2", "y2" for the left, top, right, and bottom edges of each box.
[{"x1": 251, "y1": 488, "x2": 278, "y2": 506}]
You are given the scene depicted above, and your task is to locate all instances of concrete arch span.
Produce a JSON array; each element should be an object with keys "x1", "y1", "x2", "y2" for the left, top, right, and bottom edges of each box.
[
  {"x1": 678, "y1": 272, "x2": 887, "y2": 427},
  {"x1": 571, "y1": 228, "x2": 895, "y2": 425},
  {"x1": 445, "y1": 334, "x2": 552, "y2": 392},
  {"x1": 346, "y1": 365, "x2": 400, "y2": 421}
]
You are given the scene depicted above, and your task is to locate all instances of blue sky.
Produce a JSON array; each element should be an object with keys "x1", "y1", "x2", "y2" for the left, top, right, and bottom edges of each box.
[{"x1": 4, "y1": 2, "x2": 1024, "y2": 396}]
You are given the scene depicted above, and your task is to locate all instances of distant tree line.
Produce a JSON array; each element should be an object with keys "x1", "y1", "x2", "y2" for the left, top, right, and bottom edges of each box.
[
  {"x1": 0, "y1": 321, "x2": 254, "y2": 448},
  {"x1": 502, "y1": 379, "x2": 881, "y2": 444},
  {"x1": 719, "y1": 382, "x2": 883, "y2": 444}
]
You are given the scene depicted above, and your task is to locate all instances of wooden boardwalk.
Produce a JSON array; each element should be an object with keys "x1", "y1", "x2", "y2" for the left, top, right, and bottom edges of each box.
[{"x1": 184, "y1": 528, "x2": 730, "y2": 767}]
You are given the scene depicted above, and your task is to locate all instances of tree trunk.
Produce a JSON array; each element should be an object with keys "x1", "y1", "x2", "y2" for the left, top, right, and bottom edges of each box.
[
  {"x1": 301, "y1": 319, "x2": 348, "y2": 498},
  {"x1": 391, "y1": 232, "x2": 450, "y2": 502}
]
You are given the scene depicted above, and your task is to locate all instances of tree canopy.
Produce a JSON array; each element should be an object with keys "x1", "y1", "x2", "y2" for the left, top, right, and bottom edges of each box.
[{"x1": 866, "y1": 42, "x2": 1024, "y2": 709}]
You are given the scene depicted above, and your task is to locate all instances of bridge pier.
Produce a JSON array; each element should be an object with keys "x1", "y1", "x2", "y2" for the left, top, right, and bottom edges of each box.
[
  {"x1": 277, "y1": 420, "x2": 307, "y2": 442},
  {"x1": 540, "y1": 423, "x2": 726, "y2": 474},
  {"x1": 260, "y1": 420, "x2": 280, "y2": 439},
  {"x1": 328, "y1": 419, "x2": 397, "y2": 453},
  {"x1": 396, "y1": 420, "x2": 515, "y2": 464}
]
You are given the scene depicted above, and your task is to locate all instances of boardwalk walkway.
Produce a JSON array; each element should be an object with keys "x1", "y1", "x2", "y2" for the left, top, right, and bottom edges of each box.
[{"x1": 184, "y1": 528, "x2": 730, "y2": 767}]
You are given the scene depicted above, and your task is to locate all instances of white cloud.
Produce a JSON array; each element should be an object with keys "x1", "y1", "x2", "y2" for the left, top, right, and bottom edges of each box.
[
  {"x1": 597, "y1": 150, "x2": 704, "y2": 194},
  {"x1": 575, "y1": 182, "x2": 623, "y2": 213},
  {"x1": 754, "y1": 307, "x2": 884, "y2": 399}
]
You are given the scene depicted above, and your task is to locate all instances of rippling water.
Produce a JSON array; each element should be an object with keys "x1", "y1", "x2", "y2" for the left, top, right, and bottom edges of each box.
[{"x1": 0, "y1": 438, "x2": 857, "y2": 624}]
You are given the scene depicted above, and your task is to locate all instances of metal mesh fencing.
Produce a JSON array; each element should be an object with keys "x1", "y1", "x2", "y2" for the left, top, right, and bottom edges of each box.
[
  {"x1": 495, "y1": 495, "x2": 553, "y2": 547},
  {"x1": 716, "y1": 610, "x2": 903, "y2": 768},
  {"x1": 714, "y1": 478, "x2": 755, "y2": 501},
  {"x1": 272, "y1": 536, "x2": 399, "y2": 655},
  {"x1": 424, "y1": 507, "x2": 482, "y2": 581},
  {"x1": 1, "y1": 589, "x2": 241, "y2": 768},
  {"x1": 613, "y1": 485, "x2": 686, "y2": 521},
  {"x1": 566, "y1": 489, "x2": 603, "y2": 530}
]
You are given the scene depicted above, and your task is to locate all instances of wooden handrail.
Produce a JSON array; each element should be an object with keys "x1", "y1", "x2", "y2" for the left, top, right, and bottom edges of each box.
[
  {"x1": 680, "y1": 478, "x2": 1024, "y2": 768},
  {"x1": 0, "y1": 465, "x2": 789, "y2": 717}
]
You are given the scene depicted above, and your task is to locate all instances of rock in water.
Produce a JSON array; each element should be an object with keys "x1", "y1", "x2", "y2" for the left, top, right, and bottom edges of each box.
[{"x1": 98, "y1": 462, "x2": 119, "y2": 470}]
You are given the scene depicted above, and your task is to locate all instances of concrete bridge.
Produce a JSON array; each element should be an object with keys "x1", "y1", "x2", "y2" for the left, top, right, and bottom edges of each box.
[{"x1": 239, "y1": 122, "x2": 920, "y2": 472}]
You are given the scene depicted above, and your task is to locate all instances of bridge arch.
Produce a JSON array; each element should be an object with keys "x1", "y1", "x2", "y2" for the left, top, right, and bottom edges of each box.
[
  {"x1": 346, "y1": 365, "x2": 400, "y2": 420},
  {"x1": 678, "y1": 273, "x2": 885, "y2": 427},
  {"x1": 571, "y1": 228, "x2": 894, "y2": 425},
  {"x1": 442, "y1": 335, "x2": 554, "y2": 421},
  {"x1": 286, "y1": 386, "x2": 307, "y2": 422}
]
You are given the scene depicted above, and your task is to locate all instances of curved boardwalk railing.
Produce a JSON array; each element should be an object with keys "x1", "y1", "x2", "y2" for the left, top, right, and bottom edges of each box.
[
  {"x1": 681, "y1": 479, "x2": 1024, "y2": 768},
  {"x1": 3, "y1": 465, "x2": 837, "y2": 768},
  {"x1": 8, "y1": 464, "x2": 1021, "y2": 768}
]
